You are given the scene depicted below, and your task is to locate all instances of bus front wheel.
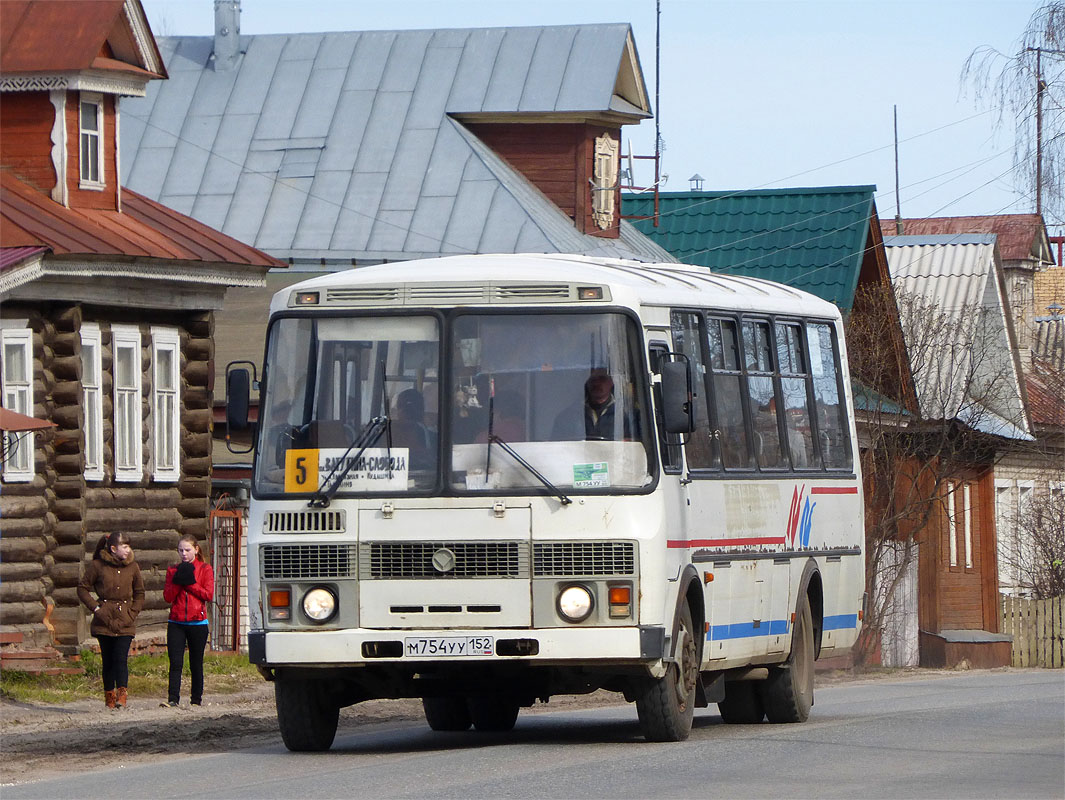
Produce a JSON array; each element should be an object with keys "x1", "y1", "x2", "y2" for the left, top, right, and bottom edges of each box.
[
  {"x1": 422, "y1": 696, "x2": 472, "y2": 731},
  {"x1": 759, "y1": 594, "x2": 814, "y2": 722},
  {"x1": 275, "y1": 677, "x2": 340, "y2": 751},
  {"x1": 635, "y1": 603, "x2": 698, "y2": 742}
]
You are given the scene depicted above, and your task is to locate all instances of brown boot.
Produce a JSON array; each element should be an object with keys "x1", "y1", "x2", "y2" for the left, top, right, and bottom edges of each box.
[
  {"x1": 105, "y1": 690, "x2": 117, "y2": 709},
  {"x1": 115, "y1": 687, "x2": 127, "y2": 708}
]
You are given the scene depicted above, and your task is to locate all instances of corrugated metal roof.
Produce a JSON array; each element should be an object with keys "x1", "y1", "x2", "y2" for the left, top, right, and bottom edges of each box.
[
  {"x1": 0, "y1": 0, "x2": 165, "y2": 79},
  {"x1": 120, "y1": 24, "x2": 659, "y2": 264},
  {"x1": 881, "y1": 214, "x2": 1053, "y2": 265},
  {"x1": 621, "y1": 186, "x2": 876, "y2": 309},
  {"x1": 882, "y1": 234, "x2": 1031, "y2": 439},
  {"x1": 0, "y1": 171, "x2": 281, "y2": 268}
]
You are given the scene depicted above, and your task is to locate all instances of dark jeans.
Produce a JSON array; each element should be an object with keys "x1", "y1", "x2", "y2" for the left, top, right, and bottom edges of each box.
[
  {"x1": 167, "y1": 622, "x2": 210, "y2": 704},
  {"x1": 95, "y1": 634, "x2": 133, "y2": 691}
]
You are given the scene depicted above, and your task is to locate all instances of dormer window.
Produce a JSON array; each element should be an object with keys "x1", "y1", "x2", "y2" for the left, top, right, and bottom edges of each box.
[{"x1": 79, "y1": 93, "x2": 104, "y2": 188}]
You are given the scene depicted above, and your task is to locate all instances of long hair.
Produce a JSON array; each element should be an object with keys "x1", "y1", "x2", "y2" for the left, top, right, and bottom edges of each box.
[
  {"x1": 93, "y1": 532, "x2": 131, "y2": 560},
  {"x1": 178, "y1": 533, "x2": 206, "y2": 563}
]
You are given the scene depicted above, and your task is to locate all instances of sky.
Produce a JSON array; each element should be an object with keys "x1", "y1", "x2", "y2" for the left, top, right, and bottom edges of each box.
[{"x1": 140, "y1": 0, "x2": 1052, "y2": 227}]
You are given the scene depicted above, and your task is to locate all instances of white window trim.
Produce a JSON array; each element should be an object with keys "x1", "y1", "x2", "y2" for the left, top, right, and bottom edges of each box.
[
  {"x1": 150, "y1": 326, "x2": 180, "y2": 482},
  {"x1": 1, "y1": 326, "x2": 35, "y2": 482},
  {"x1": 79, "y1": 91, "x2": 105, "y2": 190},
  {"x1": 112, "y1": 325, "x2": 142, "y2": 483},
  {"x1": 946, "y1": 482, "x2": 958, "y2": 568},
  {"x1": 81, "y1": 323, "x2": 104, "y2": 481},
  {"x1": 962, "y1": 483, "x2": 973, "y2": 569},
  {"x1": 994, "y1": 480, "x2": 1016, "y2": 588}
]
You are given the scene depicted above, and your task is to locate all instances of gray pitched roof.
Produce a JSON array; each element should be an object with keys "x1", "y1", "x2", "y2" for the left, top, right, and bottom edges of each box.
[{"x1": 120, "y1": 24, "x2": 671, "y2": 265}]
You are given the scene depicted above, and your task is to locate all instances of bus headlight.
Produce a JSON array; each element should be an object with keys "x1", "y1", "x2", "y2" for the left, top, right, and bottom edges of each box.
[
  {"x1": 557, "y1": 584, "x2": 594, "y2": 623},
  {"x1": 302, "y1": 587, "x2": 337, "y2": 623}
]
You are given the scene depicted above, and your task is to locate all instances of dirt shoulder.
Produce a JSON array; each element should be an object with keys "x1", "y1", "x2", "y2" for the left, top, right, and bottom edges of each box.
[{"x1": 0, "y1": 666, "x2": 1009, "y2": 786}]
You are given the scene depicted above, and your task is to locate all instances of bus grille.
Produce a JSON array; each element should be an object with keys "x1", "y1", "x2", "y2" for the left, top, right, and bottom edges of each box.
[
  {"x1": 533, "y1": 541, "x2": 637, "y2": 577},
  {"x1": 264, "y1": 510, "x2": 346, "y2": 534},
  {"x1": 360, "y1": 541, "x2": 528, "y2": 579},
  {"x1": 261, "y1": 544, "x2": 357, "y2": 579}
]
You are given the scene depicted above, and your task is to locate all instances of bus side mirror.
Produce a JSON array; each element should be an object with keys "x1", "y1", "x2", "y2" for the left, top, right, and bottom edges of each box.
[
  {"x1": 661, "y1": 361, "x2": 694, "y2": 434},
  {"x1": 226, "y1": 367, "x2": 252, "y2": 432}
]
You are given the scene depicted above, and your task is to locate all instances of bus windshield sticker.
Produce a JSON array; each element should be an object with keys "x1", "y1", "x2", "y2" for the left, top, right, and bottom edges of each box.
[
  {"x1": 294, "y1": 447, "x2": 408, "y2": 493},
  {"x1": 573, "y1": 462, "x2": 609, "y2": 488}
]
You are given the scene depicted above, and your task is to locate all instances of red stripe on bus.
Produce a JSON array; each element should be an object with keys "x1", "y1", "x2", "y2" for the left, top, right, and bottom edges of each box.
[
  {"x1": 668, "y1": 537, "x2": 787, "y2": 549},
  {"x1": 810, "y1": 486, "x2": 859, "y2": 495}
]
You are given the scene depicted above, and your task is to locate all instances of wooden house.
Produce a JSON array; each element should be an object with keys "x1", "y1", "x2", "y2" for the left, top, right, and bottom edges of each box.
[{"x1": 0, "y1": 0, "x2": 280, "y2": 652}]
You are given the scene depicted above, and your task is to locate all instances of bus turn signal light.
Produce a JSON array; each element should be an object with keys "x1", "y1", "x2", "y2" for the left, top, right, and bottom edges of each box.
[
  {"x1": 608, "y1": 586, "x2": 631, "y2": 618},
  {"x1": 269, "y1": 589, "x2": 291, "y2": 621}
]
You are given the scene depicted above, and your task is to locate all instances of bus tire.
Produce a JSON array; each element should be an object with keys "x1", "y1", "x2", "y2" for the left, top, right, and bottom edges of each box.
[
  {"x1": 635, "y1": 603, "x2": 698, "y2": 742},
  {"x1": 275, "y1": 677, "x2": 340, "y2": 751},
  {"x1": 717, "y1": 680, "x2": 765, "y2": 724},
  {"x1": 422, "y1": 696, "x2": 472, "y2": 731},
  {"x1": 759, "y1": 594, "x2": 814, "y2": 723},
  {"x1": 468, "y1": 695, "x2": 520, "y2": 731}
]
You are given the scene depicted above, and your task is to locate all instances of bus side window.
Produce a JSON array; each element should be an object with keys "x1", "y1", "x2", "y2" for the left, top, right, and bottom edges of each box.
[
  {"x1": 776, "y1": 322, "x2": 818, "y2": 469},
  {"x1": 707, "y1": 317, "x2": 752, "y2": 469},
  {"x1": 807, "y1": 322, "x2": 852, "y2": 469},
  {"x1": 648, "y1": 343, "x2": 682, "y2": 471},
  {"x1": 742, "y1": 320, "x2": 787, "y2": 469},
  {"x1": 670, "y1": 312, "x2": 715, "y2": 470}
]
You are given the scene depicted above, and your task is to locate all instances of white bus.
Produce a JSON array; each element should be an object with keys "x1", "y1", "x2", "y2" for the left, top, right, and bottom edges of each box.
[{"x1": 228, "y1": 253, "x2": 865, "y2": 750}]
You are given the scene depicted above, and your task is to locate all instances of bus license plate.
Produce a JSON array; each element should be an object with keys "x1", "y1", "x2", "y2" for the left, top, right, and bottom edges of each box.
[{"x1": 404, "y1": 636, "x2": 494, "y2": 657}]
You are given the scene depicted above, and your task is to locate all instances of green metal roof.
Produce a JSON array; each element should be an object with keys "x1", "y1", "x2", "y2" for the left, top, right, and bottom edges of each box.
[{"x1": 622, "y1": 186, "x2": 877, "y2": 310}]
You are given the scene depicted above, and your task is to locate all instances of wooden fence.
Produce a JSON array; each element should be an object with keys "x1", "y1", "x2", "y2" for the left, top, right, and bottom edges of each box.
[{"x1": 1000, "y1": 595, "x2": 1064, "y2": 668}]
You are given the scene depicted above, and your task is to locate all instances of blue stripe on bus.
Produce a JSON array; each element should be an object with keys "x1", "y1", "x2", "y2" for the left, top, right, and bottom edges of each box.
[
  {"x1": 708, "y1": 620, "x2": 789, "y2": 641},
  {"x1": 708, "y1": 614, "x2": 858, "y2": 641},
  {"x1": 822, "y1": 614, "x2": 858, "y2": 631}
]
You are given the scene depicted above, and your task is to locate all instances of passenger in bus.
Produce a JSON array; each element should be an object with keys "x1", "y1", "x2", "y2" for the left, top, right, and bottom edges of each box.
[
  {"x1": 391, "y1": 388, "x2": 435, "y2": 468},
  {"x1": 551, "y1": 368, "x2": 636, "y2": 441}
]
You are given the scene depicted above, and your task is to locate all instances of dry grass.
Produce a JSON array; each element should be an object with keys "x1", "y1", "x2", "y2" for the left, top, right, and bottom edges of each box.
[{"x1": 0, "y1": 650, "x2": 261, "y2": 704}]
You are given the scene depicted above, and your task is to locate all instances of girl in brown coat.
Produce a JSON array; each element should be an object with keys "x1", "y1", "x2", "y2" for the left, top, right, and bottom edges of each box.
[{"x1": 77, "y1": 532, "x2": 145, "y2": 708}]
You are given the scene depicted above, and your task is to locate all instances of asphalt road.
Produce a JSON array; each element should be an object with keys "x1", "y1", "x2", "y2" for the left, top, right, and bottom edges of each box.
[{"x1": 6, "y1": 670, "x2": 1063, "y2": 800}]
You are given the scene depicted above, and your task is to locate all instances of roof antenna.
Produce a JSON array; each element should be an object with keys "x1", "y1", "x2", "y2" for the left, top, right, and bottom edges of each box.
[{"x1": 894, "y1": 104, "x2": 903, "y2": 235}]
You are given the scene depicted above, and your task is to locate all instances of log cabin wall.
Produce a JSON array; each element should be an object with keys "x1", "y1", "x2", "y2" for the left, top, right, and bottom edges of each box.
[
  {"x1": 465, "y1": 122, "x2": 622, "y2": 238},
  {"x1": 0, "y1": 303, "x2": 214, "y2": 651}
]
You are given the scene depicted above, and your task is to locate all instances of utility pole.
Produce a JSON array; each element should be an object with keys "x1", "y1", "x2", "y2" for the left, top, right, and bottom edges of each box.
[{"x1": 894, "y1": 105, "x2": 903, "y2": 235}]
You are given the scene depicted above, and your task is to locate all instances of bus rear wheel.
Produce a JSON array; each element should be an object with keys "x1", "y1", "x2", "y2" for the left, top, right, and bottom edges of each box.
[
  {"x1": 759, "y1": 594, "x2": 814, "y2": 722},
  {"x1": 422, "y1": 696, "x2": 472, "y2": 731},
  {"x1": 467, "y1": 695, "x2": 520, "y2": 731},
  {"x1": 636, "y1": 603, "x2": 698, "y2": 742},
  {"x1": 275, "y1": 677, "x2": 340, "y2": 751}
]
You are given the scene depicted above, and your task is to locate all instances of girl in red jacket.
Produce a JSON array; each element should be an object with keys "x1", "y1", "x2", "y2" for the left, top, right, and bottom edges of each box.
[{"x1": 162, "y1": 534, "x2": 215, "y2": 707}]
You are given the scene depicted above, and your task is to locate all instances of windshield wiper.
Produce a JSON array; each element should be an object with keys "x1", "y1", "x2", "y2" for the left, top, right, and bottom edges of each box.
[
  {"x1": 308, "y1": 416, "x2": 389, "y2": 508},
  {"x1": 487, "y1": 434, "x2": 572, "y2": 506}
]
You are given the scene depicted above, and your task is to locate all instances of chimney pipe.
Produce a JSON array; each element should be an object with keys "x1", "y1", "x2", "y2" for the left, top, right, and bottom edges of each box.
[{"x1": 213, "y1": 0, "x2": 241, "y2": 72}]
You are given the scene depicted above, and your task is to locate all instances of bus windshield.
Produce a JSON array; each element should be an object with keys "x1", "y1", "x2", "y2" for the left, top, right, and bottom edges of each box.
[{"x1": 253, "y1": 311, "x2": 654, "y2": 497}]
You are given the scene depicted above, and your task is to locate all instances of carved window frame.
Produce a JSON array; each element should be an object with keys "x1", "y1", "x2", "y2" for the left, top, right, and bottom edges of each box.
[
  {"x1": 81, "y1": 323, "x2": 105, "y2": 481},
  {"x1": 150, "y1": 327, "x2": 180, "y2": 482},
  {"x1": 112, "y1": 325, "x2": 142, "y2": 482},
  {"x1": 79, "y1": 92, "x2": 105, "y2": 189},
  {"x1": 1, "y1": 326, "x2": 35, "y2": 482},
  {"x1": 592, "y1": 133, "x2": 619, "y2": 230}
]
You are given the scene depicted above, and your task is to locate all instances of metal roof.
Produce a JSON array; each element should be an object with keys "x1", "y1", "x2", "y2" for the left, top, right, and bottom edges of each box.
[
  {"x1": 881, "y1": 214, "x2": 1054, "y2": 265},
  {"x1": 0, "y1": 171, "x2": 281, "y2": 268},
  {"x1": 622, "y1": 186, "x2": 877, "y2": 309},
  {"x1": 0, "y1": 0, "x2": 165, "y2": 78},
  {"x1": 882, "y1": 234, "x2": 1031, "y2": 440},
  {"x1": 120, "y1": 24, "x2": 664, "y2": 265}
]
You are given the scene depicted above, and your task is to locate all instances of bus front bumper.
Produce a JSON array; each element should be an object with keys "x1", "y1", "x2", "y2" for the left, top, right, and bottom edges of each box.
[{"x1": 249, "y1": 625, "x2": 665, "y2": 667}]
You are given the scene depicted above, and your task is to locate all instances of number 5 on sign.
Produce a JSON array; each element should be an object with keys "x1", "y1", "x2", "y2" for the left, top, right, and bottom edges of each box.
[{"x1": 285, "y1": 449, "x2": 319, "y2": 493}]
